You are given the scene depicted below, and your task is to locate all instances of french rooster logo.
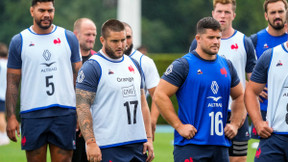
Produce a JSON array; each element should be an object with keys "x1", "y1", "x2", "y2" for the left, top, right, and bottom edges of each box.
[
  {"x1": 231, "y1": 43, "x2": 238, "y2": 50},
  {"x1": 21, "y1": 136, "x2": 26, "y2": 146},
  {"x1": 128, "y1": 65, "x2": 135, "y2": 73},
  {"x1": 53, "y1": 38, "x2": 61, "y2": 44},
  {"x1": 220, "y1": 67, "x2": 227, "y2": 77},
  {"x1": 255, "y1": 148, "x2": 261, "y2": 158}
]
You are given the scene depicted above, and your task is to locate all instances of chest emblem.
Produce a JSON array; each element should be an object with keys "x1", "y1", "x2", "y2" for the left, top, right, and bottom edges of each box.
[
  {"x1": 197, "y1": 69, "x2": 203, "y2": 75},
  {"x1": 276, "y1": 60, "x2": 283, "y2": 67},
  {"x1": 128, "y1": 65, "x2": 135, "y2": 73},
  {"x1": 220, "y1": 67, "x2": 227, "y2": 77},
  {"x1": 53, "y1": 38, "x2": 61, "y2": 44},
  {"x1": 231, "y1": 43, "x2": 238, "y2": 50}
]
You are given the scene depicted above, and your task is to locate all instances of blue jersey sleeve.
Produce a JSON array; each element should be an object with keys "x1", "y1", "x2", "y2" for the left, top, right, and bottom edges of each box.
[
  {"x1": 161, "y1": 58, "x2": 189, "y2": 87},
  {"x1": 189, "y1": 39, "x2": 197, "y2": 52},
  {"x1": 250, "y1": 49, "x2": 272, "y2": 84},
  {"x1": 244, "y1": 36, "x2": 256, "y2": 73},
  {"x1": 65, "y1": 30, "x2": 81, "y2": 63},
  {"x1": 76, "y1": 59, "x2": 101, "y2": 92},
  {"x1": 7, "y1": 34, "x2": 22, "y2": 69},
  {"x1": 226, "y1": 59, "x2": 240, "y2": 87}
]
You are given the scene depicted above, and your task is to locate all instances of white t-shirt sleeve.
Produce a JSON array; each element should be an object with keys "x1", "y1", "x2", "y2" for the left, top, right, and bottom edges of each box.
[{"x1": 141, "y1": 55, "x2": 160, "y2": 90}]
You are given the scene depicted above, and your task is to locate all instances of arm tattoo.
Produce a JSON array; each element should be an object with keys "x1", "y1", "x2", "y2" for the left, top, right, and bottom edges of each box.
[
  {"x1": 6, "y1": 72, "x2": 21, "y2": 118},
  {"x1": 72, "y1": 62, "x2": 82, "y2": 87},
  {"x1": 76, "y1": 88, "x2": 96, "y2": 142}
]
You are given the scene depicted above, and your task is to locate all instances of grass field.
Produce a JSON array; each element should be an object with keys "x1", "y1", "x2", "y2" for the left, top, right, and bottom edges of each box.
[{"x1": 0, "y1": 132, "x2": 258, "y2": 162}]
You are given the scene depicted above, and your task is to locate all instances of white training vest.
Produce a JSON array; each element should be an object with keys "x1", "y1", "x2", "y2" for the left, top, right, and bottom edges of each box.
[
  {"x1": 218, "y1": 31, "x2": 246, "y2": 110},
  {"x1": 20, "y1": 26, "x2": 75, "y2": 113},
  {"x1": 267, "y1": 44, "x2": 288, "y2": 134},
  {"x1": 0, "y1": 59, "x2": 7, "y2": 101},
  {"x1": 90, "y1": 54, "x2": 147, "y2": 148}
]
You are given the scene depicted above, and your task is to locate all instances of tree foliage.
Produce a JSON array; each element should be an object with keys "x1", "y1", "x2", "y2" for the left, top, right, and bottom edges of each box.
[{"x1": 0, "y1": 0, "x2": 267, "y2": 53}]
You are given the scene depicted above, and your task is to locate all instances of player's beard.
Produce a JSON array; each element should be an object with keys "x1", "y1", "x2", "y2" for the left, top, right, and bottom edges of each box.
[
  {"x1": 35, "y1": 18, "x2": 53, "y2": 30},
  {"x1": 268, "y1": 18, "x2": 285, "y2": 30},
  {"x1": 124, "y1": 44, "x2": 133, "y2": 56},
  {"x1": 105, "y1": 46, "x2": 123, "y2": 59},
  {"x1": 203, "y1": 46, "x2": 218, "y2": 56}
]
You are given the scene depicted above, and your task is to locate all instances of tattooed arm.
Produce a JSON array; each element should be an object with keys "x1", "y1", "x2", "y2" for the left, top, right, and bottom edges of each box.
[
  {"x1": 6, "y1": 68, "x2": 21, "y2": 142},
  {"x1": 72, "y1": 62, "x2": 82, "y2": 86},
  {"x1": 76, "y1": 88, "x2": 102, "y2": 161}
]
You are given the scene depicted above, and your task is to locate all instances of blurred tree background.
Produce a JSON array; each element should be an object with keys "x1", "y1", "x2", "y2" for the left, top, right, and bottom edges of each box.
[{"x1": 0, "y1": 0, "x2": 267, "y2": 53}]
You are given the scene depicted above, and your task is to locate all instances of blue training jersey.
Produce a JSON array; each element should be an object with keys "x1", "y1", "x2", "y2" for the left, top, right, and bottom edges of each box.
[{"x1": 162, "y1": 51, "x2": 240, "y2": 147}]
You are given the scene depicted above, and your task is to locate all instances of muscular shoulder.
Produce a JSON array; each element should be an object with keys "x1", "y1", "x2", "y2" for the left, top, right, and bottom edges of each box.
[{"x1": 161, "y1": 57, "x2": 189, "y2": 87}]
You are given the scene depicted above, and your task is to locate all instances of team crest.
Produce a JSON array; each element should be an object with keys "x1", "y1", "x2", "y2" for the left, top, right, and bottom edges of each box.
[
  {"x1": 128, "y1": 65, "x2": 135, "y2": 73},
  {"x1": 231, "y1": 43, "x2": 238, "y2": 50},
  {"x1": 53, "y1": 38, "x2": 61, "y2": 44},
  {"x1": 77, "y1": 70, "x2": 85, "y2": 83},
  {"x1": 220, "y1": 67, "x2": 227, "y2": 77},
  {"x1": 165, "y1": 65, "x2": 173, "y2": 75}
]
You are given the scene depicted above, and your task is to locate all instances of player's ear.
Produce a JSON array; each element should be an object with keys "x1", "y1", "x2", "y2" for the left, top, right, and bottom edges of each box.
[
  {"x1": 100, "y1": 36, "x2": 105, "y2": 45},
  {"x1": 264, "y1": 12, "x2": 268, "y2": 21},
  {"x1": 30, "y1": 6, "x2": 34, "y2": 17},
  {"x1": 195, "y1": 34, "x2": 200, "y2": 41}
]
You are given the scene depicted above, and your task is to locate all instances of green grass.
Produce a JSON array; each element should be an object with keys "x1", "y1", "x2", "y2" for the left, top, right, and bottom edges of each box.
[
  {"x1": 0, "y1": 133, "x2": 258, "y2": 162},
  {"x1": 0, "y1": 138, "x2": 51, "y2": 162}
]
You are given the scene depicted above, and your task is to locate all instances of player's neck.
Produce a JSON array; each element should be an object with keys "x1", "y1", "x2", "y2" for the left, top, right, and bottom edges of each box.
[
  {"x1": 32, "y1": 24, "x2": 54, "y2": 34},
  {"x1": 267, "y1": 26, "x2": 286, "y2": 36},
  {"x1": 221, "y1": 27, "x2": 235, "y2": 39},
  {"x1": 81, "y1": 49, "x2": 91, "y2": 57},
  {"x1": 195, "y1": 48, "x2": 217, "y2": 61}
]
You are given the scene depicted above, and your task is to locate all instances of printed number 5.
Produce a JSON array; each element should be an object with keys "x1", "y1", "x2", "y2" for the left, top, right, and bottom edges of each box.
[
  {"x1": 124, "y1": 100, "x2": 138, "y2": 124},
  {"x1": 46, "y1": 75, "x2": 55, "y2": 96}
]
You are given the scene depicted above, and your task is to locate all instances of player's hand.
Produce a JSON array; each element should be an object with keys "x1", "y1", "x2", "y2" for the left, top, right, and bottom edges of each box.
[
  {"x1": 76, "y1": 121, "x2": 82, "y2": 137},
  {"x1": 258, "y1": 87, "x2": 268, "y2": 102},
  {"x1": 6, "y1": 115, "x2": 20, "y2": 142},
  {"x1": 224, "y1": 123, "x2": 238, "y2": 139},
  {"x1": 176, "y1": 124, "x2": 197, "y2": 140},
  {"x1": 151, "y1": 119, "x2": 157, "y2": 141},
  {"x1": 143, "y1": 138, "x2": 154, "y2": 162},
  {"x1": 86, "y1": 142, "x2": 102, "y2": 162},
  {"x1": 255, "y1": 121, "x2": 273, "y2": 138}
]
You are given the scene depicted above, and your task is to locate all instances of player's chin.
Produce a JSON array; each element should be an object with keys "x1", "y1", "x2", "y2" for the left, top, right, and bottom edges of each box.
[{"x1": 115, "y1": 51, "x2": 124, "y2": 57}]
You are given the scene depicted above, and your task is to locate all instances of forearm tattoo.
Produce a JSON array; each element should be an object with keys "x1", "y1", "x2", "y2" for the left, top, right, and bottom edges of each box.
[{"x1": 76, "y1": 88, "x2": 96, "y2": 142}]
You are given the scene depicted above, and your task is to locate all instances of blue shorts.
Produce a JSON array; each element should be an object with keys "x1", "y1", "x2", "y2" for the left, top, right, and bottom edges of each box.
[
  {"x1": 21, "y1": 114, "x2": 76, "y2": 151},
  {"x1": 174, "y1": 145, "x2": 229, "y2": 162},
  {"x1": 0, "y1": 100, "x2": 5, "y2": 112},
  {"x1": 101, "y1": 143, "x2": 147, "y2": 162},
  {"x1": 255, "y1": 134, "x2": 288, "y2": 162},
  {"x1": 251, "y1": 110, "x2": 267, "y2": 139}
]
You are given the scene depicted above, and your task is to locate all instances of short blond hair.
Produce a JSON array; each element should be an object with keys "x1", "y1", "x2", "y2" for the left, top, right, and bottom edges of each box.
[{"x1": 213, "y1": 0, "x2": 236, "y2": 12}]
